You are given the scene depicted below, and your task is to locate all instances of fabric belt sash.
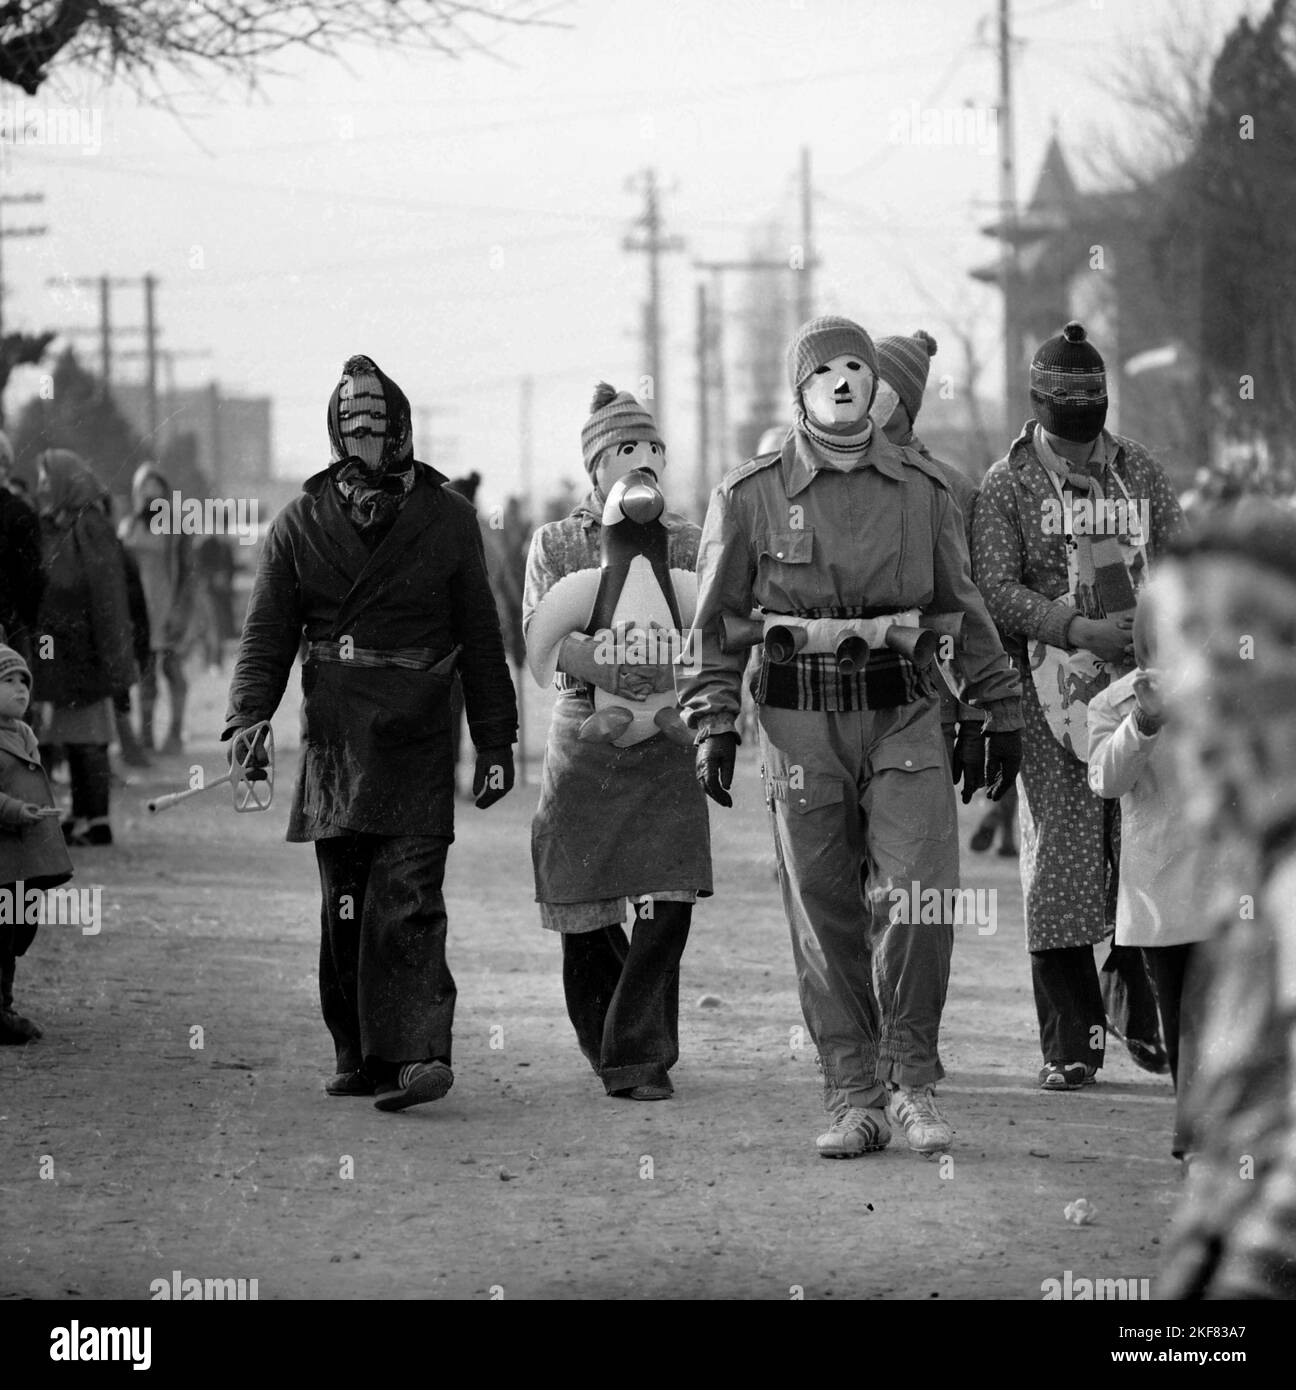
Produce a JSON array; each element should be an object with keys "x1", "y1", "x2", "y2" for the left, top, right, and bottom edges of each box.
[{"x1": 307, "y1": 640, "x2": 459, "y2": 673}]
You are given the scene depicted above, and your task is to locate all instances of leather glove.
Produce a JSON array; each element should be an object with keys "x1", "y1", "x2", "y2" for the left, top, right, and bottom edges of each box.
[
  {"x1": 984, "y1": 730, "x2": 1022, "y2": 802},
  {"x1": 696, "y1": 732, "x2": 738, "y2": 809},
  {"x1": 473, "y1": 746, "x2": 515, "y2": 810},
  {"x1": 226, "y1": 725, "x2": 270, "y2": 781},
  {"x1": 952, "y1": 722, "x2": 985, "y2": 804}
]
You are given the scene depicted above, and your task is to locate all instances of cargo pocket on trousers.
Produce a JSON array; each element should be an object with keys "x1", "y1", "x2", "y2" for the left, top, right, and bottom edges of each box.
[
  {"x1": 765, "y1": 770, "x2": 842, "y2": 816},
  {"x1": 869, "y1": 741, "x2": 951, "y2": 843}
]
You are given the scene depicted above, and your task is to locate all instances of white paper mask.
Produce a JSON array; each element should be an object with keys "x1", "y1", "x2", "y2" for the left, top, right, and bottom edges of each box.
[
  {"x1": 869, "y1": 379, "x2": 901, "y2": 432},
  {"x1": 802, "y1": 353, "x2": 875, "y2": 428},
  {"x1": 595, "y1": 438, "x2": 666, "y2": 496}
]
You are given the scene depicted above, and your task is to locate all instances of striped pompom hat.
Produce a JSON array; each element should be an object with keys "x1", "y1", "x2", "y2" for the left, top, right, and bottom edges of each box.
[
  {"x1": 580, "y1": 383, "x2": 664, "y2": 477},
  {"x1": 876, "y1": 330, "x2": 938, "y2": 426},
  {"x1": 1030, "y1": 321, "x2": 1108, "y2": 442}
]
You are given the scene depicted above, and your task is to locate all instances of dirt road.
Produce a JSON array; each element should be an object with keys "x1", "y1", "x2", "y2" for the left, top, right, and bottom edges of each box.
[{"x1": 1, "y1": 670, "x2": 1181, "y2": 1300}]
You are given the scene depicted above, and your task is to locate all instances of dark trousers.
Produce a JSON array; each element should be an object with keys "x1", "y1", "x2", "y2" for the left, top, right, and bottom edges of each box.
[
  {"x1": 1143, "y1": 943, "x2": 1210, "y2": 1158},
  {"x1": 66, "y1": 744, "x2": 110, "y2": 822},
  {"x1": 314, "y1": 833, "x2": 456, "y2": 1079},
  {"x1": 560, "y1": 899, "x2": 691, "y2": 1094},
  {"x1": 1031, "y1": 942, "x2": 1160, "y2": 1066},
  {"x1": 1, "y1": 926, "x2": 16, "y2": 1009}
]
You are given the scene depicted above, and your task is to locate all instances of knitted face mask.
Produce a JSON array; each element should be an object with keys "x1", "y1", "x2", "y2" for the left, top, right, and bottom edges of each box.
[
  {"x1": 802, "y1": 354, "x2": 875, "y2": 428},
  {"x1": 337, "y1": 369, "x2": 388, "y2": 473}
]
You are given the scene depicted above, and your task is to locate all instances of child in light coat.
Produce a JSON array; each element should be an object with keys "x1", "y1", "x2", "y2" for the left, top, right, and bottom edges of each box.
[{"x1": 1087, "y1": 587, "x2": 1210, "y2": 1158}]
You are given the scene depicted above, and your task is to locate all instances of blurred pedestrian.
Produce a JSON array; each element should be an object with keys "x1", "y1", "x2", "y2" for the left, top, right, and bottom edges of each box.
[
  {"x1": 30, "y1": 451, "x2": 136, "y2": 847},
  {"x1": 118, "y1": 464, "x2": 194, "y2": 755},
  {"x1": 1157, "y1": 503, "x2": 1296, "y2": 1299},
  {"x1": 972, "y1": 321, "x2": 1183, "y2": 1091},
  {"x1": 0, "y1": 430, "x2": 44, "y2": 665},
  {"x1": 0, "y1": 640, "x2": 73, "y2": 1043}
]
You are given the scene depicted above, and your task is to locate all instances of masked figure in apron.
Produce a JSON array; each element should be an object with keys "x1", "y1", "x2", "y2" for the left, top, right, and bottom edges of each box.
[
  {"x1": 971, "y1": 322, "x2": 1184, "y2": 1090},
  {"x1": 525, "y1": 384, "x2": 711, "y2": 1101},
  {"x1": 225, "y1": 355, "x2": 517, "y2": 1112}
]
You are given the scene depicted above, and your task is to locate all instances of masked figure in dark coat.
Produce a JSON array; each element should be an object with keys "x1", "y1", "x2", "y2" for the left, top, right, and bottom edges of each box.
[{"x1": 224, "y1": 355, "x2": 518, "y2": 1111}]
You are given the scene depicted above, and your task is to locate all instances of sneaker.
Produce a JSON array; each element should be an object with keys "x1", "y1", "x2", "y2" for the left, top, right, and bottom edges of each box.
[
  {"x1": 1039, "y1": 1061, "x2": 1094, "y2": 1091},
  {"x1": 373, "y1": 1060, "x2": 454, "y2": 1112},
  {"x1": 816, "y1": 1105, "x2": 891, "y2": 1158},
  {"x1": 889, "y1": 1085, "x2": 954, "y2": 1153}
]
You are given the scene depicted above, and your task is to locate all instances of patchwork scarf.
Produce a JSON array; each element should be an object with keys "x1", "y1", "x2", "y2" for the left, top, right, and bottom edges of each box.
[{"x1": 326, "y1": 355, "x2": 416, "y2": 533}]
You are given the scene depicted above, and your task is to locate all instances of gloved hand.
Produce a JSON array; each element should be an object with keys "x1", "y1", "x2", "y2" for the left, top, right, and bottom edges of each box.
[
  {"x1": 558, "y1": 633, "x2": 653, "y2": 701},
  {"x1": 473, "y1": 746, "x2": 515, "y2": 809},
  {"x1": 696, "y1": 732, "x2": 738, "y2": 808},
  {"x1": 952, "y1": 722, "x2": 986, "y2": 804},
  {"x1": 984, "y1": 730, "x2": 1022, "y2": 802},
  {"x1": 226, "y1": 725, "x2": 271, "y2": 781}
]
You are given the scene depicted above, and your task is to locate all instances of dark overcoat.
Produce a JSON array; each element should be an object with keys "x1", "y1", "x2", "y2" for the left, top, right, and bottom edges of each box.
[{"x1": 225, "y1": 462, "x2": 517, "y2": 841}]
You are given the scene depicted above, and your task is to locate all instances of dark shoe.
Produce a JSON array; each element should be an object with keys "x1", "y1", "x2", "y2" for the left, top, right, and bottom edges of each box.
[
  {"x1": 0, "y1": 1008, "x2": 43, "y2": 1044},
  {"x1": 1039, "y1": 1061, "x2": 1091, "y2": 1091},
  {"x1": 969, "y1": 820, "x2": 995, "y2": 853},
  {"x1": 325, "y1": 1070, "x2": 375, "y2": 1097},
  {"x1": 626, "y1": 1084, "x2": 673, "y2": 1101},
  {"x1": 373, "y1": 1060, "x2": 454, "y2": 1112},
  {"x1": 66, "y1": 822, "x2": 112, "y2": 847}
]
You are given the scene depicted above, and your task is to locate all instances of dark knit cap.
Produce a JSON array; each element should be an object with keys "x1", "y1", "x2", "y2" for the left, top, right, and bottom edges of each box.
[
  {"x1": 786, "y1": 316, "x2": 878, "y2": 393},
  {"x1": 1030, "y1": 321, "x2": 1107, "y2": 443},
  {"x1": 876, "y1": 330, "x2": 938, "y2": 425},
  {"x1": 581, "y1": 382, "x2": 663, "y2": 477},
  {"x1": 0, "y1": 642, "x2": 32, "y2": 688}
]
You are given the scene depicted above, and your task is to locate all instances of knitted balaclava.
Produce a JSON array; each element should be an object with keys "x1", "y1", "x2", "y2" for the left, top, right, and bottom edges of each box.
[
  {"x1": 580, "y1": 382, "x2": 664, "y2": 482},
  {"x1": 326, "y1": 355, "x2": 416, "y2": 532},
  {"x1": 1030, "y1": 321, "x2": 1107, "y2": 443},
  {"x1": 876, "y1": 330, "x2": 938, "y2": 428},
  {"x1": 0, "y1": 642, "x2": 32, "y2": 689}
]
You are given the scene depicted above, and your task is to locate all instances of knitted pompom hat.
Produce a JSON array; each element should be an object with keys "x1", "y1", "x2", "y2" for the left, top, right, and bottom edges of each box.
[
  {"x1": 1030, "y1": 321, "x2": 1108, "y2": 442},
  {"x1": 580, "y1": 382, "x2": 664, "y2": 477},
  {"x1": 876, "y1": 330, "x2": 938, "y2": 426},
  {"x1": 786, "y1": 316, "x2": 878, "y2": 394},
  {"x1": 0, "y1": 642, "x2": 32, "y2": 689}
]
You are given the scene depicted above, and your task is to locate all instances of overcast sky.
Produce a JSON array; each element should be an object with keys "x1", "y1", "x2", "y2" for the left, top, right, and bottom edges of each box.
[{"x1": 1, "y1": 0, "x2": 1257, "y2": 511}]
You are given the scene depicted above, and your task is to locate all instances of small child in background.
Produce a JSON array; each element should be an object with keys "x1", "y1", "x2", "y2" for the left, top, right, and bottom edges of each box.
[
  {"x1": 0, "y1": 640, "x2": 73, "y2": 1044},
  {"x1": 1086, "y1": 585, "x2": 1211, "y2": 1159}
]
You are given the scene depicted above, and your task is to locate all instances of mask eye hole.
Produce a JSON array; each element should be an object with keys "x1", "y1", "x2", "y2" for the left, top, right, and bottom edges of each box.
[
  {"x1": 618, "y1": 443, "x2": 637, "y2": 456},
  {"x1": 845, "y1": 361, "x2": 861, "y2": 371},
  {"x1": 813, "y1": 365, "x2": 830, "y2": 375}
]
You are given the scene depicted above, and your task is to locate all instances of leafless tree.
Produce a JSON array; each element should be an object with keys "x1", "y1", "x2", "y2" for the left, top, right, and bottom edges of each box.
[{"x1": 0, "y1": 0, "x2": 564, "y2": 98}]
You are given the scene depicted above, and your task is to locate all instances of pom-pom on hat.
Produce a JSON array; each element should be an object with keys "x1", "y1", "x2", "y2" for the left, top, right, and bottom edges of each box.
[
  {"x1": 580, "y1": 382, "x2": 664, "y2": 477},
  {"x1": 0, "y1": 642, "x2": 32, "y2": 689},
  {"x1": 876, "y1": 330, "x2": 938, "y2": 426},
  {"x1": 1030, "y1": 321, "x2": 1108, "y2": 442},
  {"x1": 786, "y1": 316, "x2": 879, "y2": 394}
]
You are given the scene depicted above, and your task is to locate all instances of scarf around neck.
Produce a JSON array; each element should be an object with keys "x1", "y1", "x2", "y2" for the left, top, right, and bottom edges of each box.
[
  {"x1": 795, "y1": 410, "x2": 874, "y2": 472},
  {"x1": 326, "y1": 355, "x2": 417, "y2": 533}
]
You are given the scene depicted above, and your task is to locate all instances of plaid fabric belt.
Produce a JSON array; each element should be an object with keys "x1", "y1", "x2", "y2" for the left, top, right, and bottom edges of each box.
[
  {"x1": 752, "y1": 605, "x2": 929, "y2": 713},
  {"x1": 307, "y1": 640, "x2": 447, "y2": 671}
]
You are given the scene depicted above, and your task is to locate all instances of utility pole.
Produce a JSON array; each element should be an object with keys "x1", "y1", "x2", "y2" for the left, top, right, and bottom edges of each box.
[
  {"x1": 997, "y1": 0, "x2": 1023, "y2": 430},
  {"x1": 47, "y1": 273, "x2": 141, "y2": 400},
  {"x1": 144, "y1": 274, "x2": 159, "y2": 442},
  {"x1": 118, "y1": 346, "x2": 213, "y2": 469},
  {"x1": 0, "y1": 191, "x2": 48, "y2": 345},
  {"x1": 797, "y1": 146, "x2": 815, "y2": 324},
  {"x1": 518, "y1": 375, "x2": 534, "y2": 517},
  {"x1": 695, "y1": 282, "x2": 711, "y2": 521},
  {"x1": 623, "y1": 168, "x2": 683, "y2": 434}
]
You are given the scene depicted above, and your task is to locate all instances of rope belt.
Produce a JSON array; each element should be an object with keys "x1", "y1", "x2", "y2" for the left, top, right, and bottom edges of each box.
[{"x1": 307, "y1": 640, "x2": 450, "y2": 672}]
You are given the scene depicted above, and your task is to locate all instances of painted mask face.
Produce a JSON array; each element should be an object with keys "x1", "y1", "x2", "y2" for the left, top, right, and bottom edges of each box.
[
  {"x1": 802, "y1": 353, "x2": 875, "y2": 428},
  {"x1": 595, "y1": 438, "x2": 665, "y2": 497},
  {"x1": 338, "y1": 370, "x2": 388, "y2": 471}
]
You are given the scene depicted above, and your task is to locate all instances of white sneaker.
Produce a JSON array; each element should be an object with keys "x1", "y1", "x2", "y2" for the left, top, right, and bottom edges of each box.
[
  {"x1": 889, "y1": 1085, "x2": 954, "y2": 1153},
  {"x1": 816, "y1": 1105, "x2": 891, "y2": 1158}
]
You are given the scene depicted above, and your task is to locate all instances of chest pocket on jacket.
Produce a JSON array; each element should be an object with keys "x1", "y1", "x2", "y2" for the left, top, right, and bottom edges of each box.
[{"x1": 758, "y1": 529, "x2": 814, "y2": 566}]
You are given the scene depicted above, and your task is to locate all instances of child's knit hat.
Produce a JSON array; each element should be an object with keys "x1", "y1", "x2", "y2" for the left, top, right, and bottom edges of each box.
[
  {"x1": 786, "y1": 316, "x2": 878, "y2": 394},
  {"x1": 876, "y1": 330, "x2": 938, "y2": 426},
  {"x1": 0, "y1": 643, "x2": 32, "y2": 688},
  {"x1": 581, "y1": 382, "x2": 664, "y2": 477}
]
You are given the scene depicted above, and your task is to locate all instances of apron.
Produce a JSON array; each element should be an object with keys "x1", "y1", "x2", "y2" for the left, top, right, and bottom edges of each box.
[
  {"x1": 1028, "y1": 462, "x2": 1147, "y2": 761},
  {"x1": 531, "y1": 692, "x2": 712, "y2": 906}
]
